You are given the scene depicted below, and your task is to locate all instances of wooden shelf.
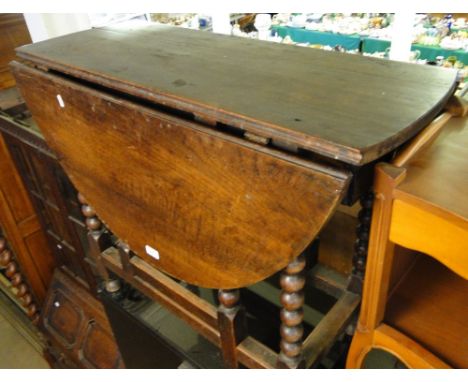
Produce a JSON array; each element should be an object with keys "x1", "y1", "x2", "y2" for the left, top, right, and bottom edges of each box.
[{"x1": 385, "y1": 255, "x2": 468, "y2": 368}]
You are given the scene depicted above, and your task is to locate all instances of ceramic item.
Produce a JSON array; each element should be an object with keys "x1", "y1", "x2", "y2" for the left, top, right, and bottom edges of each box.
[{"x1": 254, "y1": 14, "x2": 272, "y2": 41}]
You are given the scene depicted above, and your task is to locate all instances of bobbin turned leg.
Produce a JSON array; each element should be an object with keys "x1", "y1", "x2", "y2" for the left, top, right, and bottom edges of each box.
[
  {"x1": 0, "y1": 236, "x2": 39, "y2": 324},
  {"x1": 78, "y1": 193, "x2": 123, "y2": 297},
  {"x1": 217, "y1": 289, "x2": 247, "y2": 368},
  {"x1": 277, "y1": 253, "x2": 306, "y2": 369},
  {"x1": 348, "y1": 191, "x2": 374, "y2": 294},
  {"x1": 77, "y1": 193, "x2": 112, "y2": 281}
]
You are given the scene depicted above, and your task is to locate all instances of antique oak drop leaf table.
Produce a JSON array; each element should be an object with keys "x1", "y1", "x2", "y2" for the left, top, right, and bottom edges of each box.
[{"x1": 11, "y1": 24, "x2": 458, "y2": 368}]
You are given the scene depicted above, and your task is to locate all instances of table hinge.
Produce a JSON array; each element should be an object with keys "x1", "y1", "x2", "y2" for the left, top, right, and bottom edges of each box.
[{"x1": 244, "y1": 132, "x2": 270, "y2": 145}]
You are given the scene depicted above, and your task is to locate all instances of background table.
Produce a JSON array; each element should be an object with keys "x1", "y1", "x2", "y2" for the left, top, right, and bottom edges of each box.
[
  {"x1": 271, "y1": 26, "x2": 468, "y2": 65},
  {"x1": 271, "y1": 26, "x2": 361, "y2": 50},
  {"x1": 362, "y1": 37, "x2": 468, "y2": 64}
]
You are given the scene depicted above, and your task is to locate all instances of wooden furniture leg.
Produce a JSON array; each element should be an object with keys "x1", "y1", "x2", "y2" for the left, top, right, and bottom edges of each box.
[
  {"x1": 348, "y1": 109, "x2": 468, "y2": 367},
  {"x1": 217, "y1": 289, "x2": 247, "y2": 368},
  {"x1": 0, "y1": 233, "x2": 39, "y2": 324},
  {"x1": 78, "y1": 193, "x2": 124, "y2": 297},
  {"x1": 277, "y1": 253, "x2": 306, "y2": 369},
  {"x1": 78, "y1": 193, "x2": 112, "y2": 282},
  {"x1": 348, "y1": 191, "x2": 374, "y2": 294},
  {"x1": 345, "y1": 329, "x2": 373, "y2": 368},
  {"x1": 347, "y1": 324, "x2": 451, "y2": 369},
  {"x1": 347, "y1": 166, "x2": 402, "y2": 368}
]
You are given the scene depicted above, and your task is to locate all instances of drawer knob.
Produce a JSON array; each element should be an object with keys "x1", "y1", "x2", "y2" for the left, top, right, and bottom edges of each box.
[
  {"x1": 57, "y1": 244, "x2": 63, "y2": 250},
  {"x1": 53, "y1": 301, "x2": 60, "y2": 308}
]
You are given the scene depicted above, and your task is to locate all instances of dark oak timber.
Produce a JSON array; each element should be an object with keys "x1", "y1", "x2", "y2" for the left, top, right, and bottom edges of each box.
[
  {"x1": 348, "y1": 191, "x2": 374, "y2": 294},
  {"x1": 78, "y1": 193, "x2": 112, "y2": 281},
  {"x1": 15, "y1": 24, "x2": 457, "y2": 165},
  {"x1": 277, "y1": 253, "x2": 306, "y2": 368},
  {"x1": 10, "y1": 25, "x2": 460, "y2": 368},
  {"x1": 217, "y1": 289, "x2": 247, "y2": 368},
  {"x1": 40, "y1": 268, "x2": 124, "y2": 368},
  {"x1": 0, "y1": 14, "x2": 31, "y2": 88},
  {"x1": 13, "y1": 62, "x2": 349, "y2": 289}
]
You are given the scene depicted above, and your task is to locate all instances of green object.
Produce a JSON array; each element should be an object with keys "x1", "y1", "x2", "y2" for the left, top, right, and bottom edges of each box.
[
  {"x1": 362, "y1": 37, "x2": 468, "y2": 64},
  {"x1": 451, "y1": 27, "x2": 468, "y2": 33},
  {"x1": 272, "y1": 25, "x2": 361, "y2": 50},
  {"x1": 271, "y1": 25, "x2": 468, "y2": 65},
  {"x1": 361, "y1": 38, "x2": 391, "y2": 54}
]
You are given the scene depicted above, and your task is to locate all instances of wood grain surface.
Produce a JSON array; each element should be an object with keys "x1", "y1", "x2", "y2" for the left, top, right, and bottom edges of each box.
[
  {"x1": 0, "y1": 121, "x2": 55, "y2": 305},
  {"x1": 41, "y1": 268, "x2": 124, "y2": 368},
  {"x1": 385, "y1": 256, "x2": 468, "y2": 368},
  {"x1": 390, "y1": 198, "x2": 468, "y2": 280},
  {"x1": 0, "y1": 14, "x2": 31, "y2": 89},
  {"x1": 348, "y1": 116, "x2": 468, "y2": 369},
  {"x1": 13, "y1": 62, "x2": 349, "y2": 289},
  {"x1": 397, "y1": 116, "x2": 468, "y2": 222},
  {"x1": 15, "y1": 24, "x2": 457, "y2": 165}
]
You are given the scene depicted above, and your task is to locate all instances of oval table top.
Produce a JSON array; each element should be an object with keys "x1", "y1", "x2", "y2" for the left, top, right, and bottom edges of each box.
[{"x1": 15, "y1": 24, "x2": 458, "y2": 166}]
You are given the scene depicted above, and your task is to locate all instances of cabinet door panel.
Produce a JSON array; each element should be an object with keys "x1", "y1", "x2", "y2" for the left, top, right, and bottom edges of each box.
[
  {"x1": 2, "y1": 132, "x2": 95, "y2": 288},
  {"x1": 80, "y1": 321, "x2": 122, "y2": 368},
  {"x1": 40, "y1": 269, "x2": 123, "y2": 368},
  {"x1": 0, "y1": 131, "x2": 54, "y2": 305},
  {"x1": 44, "y1": 288, "x2": 85, "y2": 347}
]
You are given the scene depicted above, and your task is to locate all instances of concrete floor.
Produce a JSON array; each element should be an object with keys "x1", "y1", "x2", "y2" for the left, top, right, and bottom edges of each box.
[
  {"x1": 0, "y1": 291, "x2": 49, "y2": 369},
  {"x1": 0, "y1": 311, "x2": 49, "y2": 368}
]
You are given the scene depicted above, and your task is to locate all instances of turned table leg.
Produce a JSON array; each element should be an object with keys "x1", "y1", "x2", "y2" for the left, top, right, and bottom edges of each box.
[
  {"x1": 217, "y1": 289, "x2": 247, "y2": 368},
  {"x1": 77, "y1": 192, "x2": 112, "y2": 281},
  {"x1": 277, "y1": 253, "x2": 306, "y2": 369},
  {"x1": 0, "y1": 235, "x2": 39, "y2": 324},
  {"x1": 78, "y1": 193, "x2": 124, "y2": 296},
  {"x1": 348, "y1": 191, "x2": 374, "y2": 294}
]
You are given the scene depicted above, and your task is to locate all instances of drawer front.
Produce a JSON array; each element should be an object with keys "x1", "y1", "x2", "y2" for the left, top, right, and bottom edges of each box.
[{"x1": 14, "y1": 62, "x2": 349, "y2": 288}]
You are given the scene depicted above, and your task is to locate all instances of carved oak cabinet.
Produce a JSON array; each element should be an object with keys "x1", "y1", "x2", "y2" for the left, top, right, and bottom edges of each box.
[
  {"x1": 0, "y1": 14, "x2": 123, "y2": 369},
  {"x1": 0, "y1": 91, "x2": 123, "y2": 368},
  {"x1": 12, "y1": 24, "x2": 457, "y2": 368},
  {"x1": 0, "y1": 15, "x2": 53, "y2": 323}
]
